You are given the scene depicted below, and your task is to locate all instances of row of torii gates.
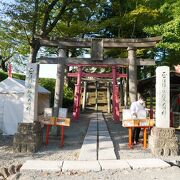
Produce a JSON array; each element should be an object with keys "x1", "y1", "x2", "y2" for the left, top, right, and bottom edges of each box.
[{"x1": 37, "y1": 36, "x2": 161, "y2": 122}]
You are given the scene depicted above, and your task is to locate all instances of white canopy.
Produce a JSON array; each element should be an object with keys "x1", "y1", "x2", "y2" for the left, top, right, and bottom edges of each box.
[
  {"x1": 0, "y1": 77, "x2": 50, "y2": 94},
  {"x1": 0, "y1": 78, "x2": 50, "y2": 135}
]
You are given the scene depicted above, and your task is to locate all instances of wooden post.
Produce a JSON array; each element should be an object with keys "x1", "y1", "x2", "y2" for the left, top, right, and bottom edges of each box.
[
  {"x1": 123, "y1": 67, "x2": 129, "y2": 108},
  {"x1": 95, "y1": 81, "x2": 98, "y2": 111},
  {"x1": 73, "y1": 66, "x2": 82, "y2": 120},
  {"x1": 107, "y1": 82, "x2": 111, "y2": 113},
  {"x1": 143, "y1": 128, "x2": 147, "y2": 149},
  {"x1": 149, "y1": 87, "x2": 154, "y2": 118},
  {"x1": 149, "y1": 88, "x2": 153, "y2": 109},
  {"x1": 112, "y1": 65, "x2": 120, "y2": 121},
  {"x1": 128, "y1": 47, "x2": 137, "y2": 103},
  {"x1": 124, "y1": 79, "x2": 128, "y2": 108},
  {"x1": 128, "y1": 128, "x2": 133, "y2": 149},
  {"x1": 82, "y1": 81, "x2": 87, "y2": 111},
  {"x1": 8, "y1": 63, "x2": 12, "y2": 78},
  {"x1": 119, "y1": 79, "x2": 124, "y2": 106},
  {"x1": 53, "y1": 49, "x2": 66, "y2": 117}
]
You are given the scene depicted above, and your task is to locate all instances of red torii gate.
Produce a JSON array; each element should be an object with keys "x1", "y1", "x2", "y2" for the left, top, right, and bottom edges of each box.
[
  {"x1": 37, "y1": 36, "x2": 161, "y2": 122},
  {"x1": 67, "y1": 64, "x2": 127, "y2": 121}
]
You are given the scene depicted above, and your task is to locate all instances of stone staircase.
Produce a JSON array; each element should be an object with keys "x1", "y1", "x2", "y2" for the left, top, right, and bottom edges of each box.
[{"x1": 85, "y1": 82, "x2": 108, "y2": 112}]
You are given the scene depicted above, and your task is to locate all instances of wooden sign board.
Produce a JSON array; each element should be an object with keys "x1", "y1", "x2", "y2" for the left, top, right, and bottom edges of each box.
[
  {"x1": 44, "y1": 108, "x2": 53, "y2": 118},
  {"x1": 58, "y1": 108, "x2": 68, "y2": 118},
  {"x1": 57, "y1": 118, "x2": 70, "y2": 126},
  {"x1": 122, "y1": 119, "x2": 155, "y2": 127}
]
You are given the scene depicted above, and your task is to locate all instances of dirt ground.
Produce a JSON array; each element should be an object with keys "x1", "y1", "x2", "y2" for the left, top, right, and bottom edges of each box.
[{"x1": 0, "y1": 112, "x2": 180, "y2": 179}]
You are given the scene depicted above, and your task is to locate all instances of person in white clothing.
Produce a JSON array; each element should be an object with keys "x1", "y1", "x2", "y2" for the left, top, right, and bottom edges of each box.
[{"x1": 130, "y1": 96, "x2": 145, "y2": 144}]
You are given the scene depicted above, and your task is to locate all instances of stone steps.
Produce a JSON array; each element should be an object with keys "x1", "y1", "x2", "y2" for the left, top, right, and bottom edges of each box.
[{"x1": 21, "y1": 159, "x2": 170, "y2": 172}]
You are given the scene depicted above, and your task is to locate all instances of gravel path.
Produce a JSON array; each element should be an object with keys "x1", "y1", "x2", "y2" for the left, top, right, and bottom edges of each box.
[
  {"x1": 0, "y1": 113, "x2": 90, "y2": 169},
  {"x1": 0, "y1": 112, "x2": 180, "y2": 179}
]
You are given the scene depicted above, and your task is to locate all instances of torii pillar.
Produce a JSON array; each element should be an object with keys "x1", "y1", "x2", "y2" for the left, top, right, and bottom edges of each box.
[
  {"x1": 53, "y1": 49, "x2": 66, "y2": 117},
  {"x1": 128, "y1": 47, "x2": 137, "y2": 103},
  {"x1": 107, "y1": 82, "x2": 111, "y2": 113},
  {"x1": 73, "y1": 66, "x2": 82, "y2": 120},
  {"x1": 112, "y1": 65, "x2": 120, "y2": 121}
]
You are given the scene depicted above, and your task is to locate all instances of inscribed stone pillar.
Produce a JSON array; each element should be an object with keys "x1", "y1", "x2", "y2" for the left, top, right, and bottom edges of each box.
[
  {"x1": 148, "y1": 66, "x2": 178, "y2": 156},
  {"x1": 53, "y1": 49, "x2": 65, "y2": 117},
  {"x1": 128, "y1": 47, "x2": 137, "y2": 103},
  {"x1": 82, "y1": 82, "x2": 87, "y2": 111},
  {"x1": 156, "y1": 66, "x2": 170, "y2": 128},
  {"x1": 13, "y1": 63, "x2": 42, "y2": 153},
  {"x1": 23, "y1": 63, "x2": 39, "y2": 123}
]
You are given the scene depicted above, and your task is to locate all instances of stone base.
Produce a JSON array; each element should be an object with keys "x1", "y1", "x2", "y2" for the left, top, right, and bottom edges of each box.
[
  {"x1": 13, "y1": 121, "x2": 42, "y2": 153},
  {"x1": 149, "y1": 127, "x2": 179, "y2": 156}
]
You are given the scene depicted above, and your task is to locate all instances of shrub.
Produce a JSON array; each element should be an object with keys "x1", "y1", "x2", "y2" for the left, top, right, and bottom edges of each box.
[{"x1": 63, "y1": 85, "x2": 74, "y2": 108}]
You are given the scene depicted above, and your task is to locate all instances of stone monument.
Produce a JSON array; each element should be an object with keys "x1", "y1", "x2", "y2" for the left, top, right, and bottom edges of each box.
[
  {"x1": 149, "y1": 66, "x2": 179, "y2": 156},
  {"x1": 13, "y1": 63, "x2": 42, "y2": 153}
]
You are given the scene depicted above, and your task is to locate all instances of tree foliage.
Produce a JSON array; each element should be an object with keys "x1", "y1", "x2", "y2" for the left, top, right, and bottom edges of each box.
[
  {"x1": 0, "y1": 0, "x2": 107, "y2": 64},
  {"x1": 144, "y1": 0, "x2": 180, "y2": 66},
  {"x1": 0, "y1": 0, "x2": 180, "y2": 72},
  {"x1": 99, "y1": 0, "x2": 161, "y2": 38}
]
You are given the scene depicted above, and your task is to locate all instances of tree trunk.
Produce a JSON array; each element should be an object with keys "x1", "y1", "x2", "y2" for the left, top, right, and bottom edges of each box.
[
  {"x1": 0, "y1": 60, "x2": 8, "y2": 72},
  {"x1": 29, "y1": 38, "x2": 40, "y2": 63}
]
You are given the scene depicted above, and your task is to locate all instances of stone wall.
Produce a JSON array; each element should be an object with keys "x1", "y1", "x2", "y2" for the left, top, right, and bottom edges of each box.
[
  {"x1": 13, "y1": 121, "x2": 42, "y2": 153},
  {"x1": 149, "y1": 127, "x2": 179, "y2": 156}
]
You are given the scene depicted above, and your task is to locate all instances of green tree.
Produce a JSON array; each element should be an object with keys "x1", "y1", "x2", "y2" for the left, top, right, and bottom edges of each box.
[
  {"x1": 0, "y1": 26, "x2": 18, "y2": 71},
  {"x1": 0, "y1": 0, "x2": 73, "y2": 63},
  {"x1": 100, "y1": 0, "x2": 162, "y2": 38},
  {"x1": 144, "y1": 0, "x2": 180, "y2": 67},
  {"x1": 0, "y1": 0, "x2": 107, "y2": 65}
]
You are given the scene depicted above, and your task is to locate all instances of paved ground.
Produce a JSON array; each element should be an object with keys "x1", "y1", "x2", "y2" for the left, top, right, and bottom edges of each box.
[
  {"x1": 104, "y1": 113, "x2": 180, "y2": 162},
  {"x1": 21, "y1": 158, "x2": 171, "y2": 172},
  {"x1": 0, "y1": 111, "x2": 180, "y2": 179},
  {"x1": 78, "y1": 112, "x2": 116, "y2": 160}
]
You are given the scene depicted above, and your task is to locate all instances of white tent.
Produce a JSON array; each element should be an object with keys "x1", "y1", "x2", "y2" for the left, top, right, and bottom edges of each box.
[{"x1": 0, "y1": 78, "x2": 51, "y2": 135}]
